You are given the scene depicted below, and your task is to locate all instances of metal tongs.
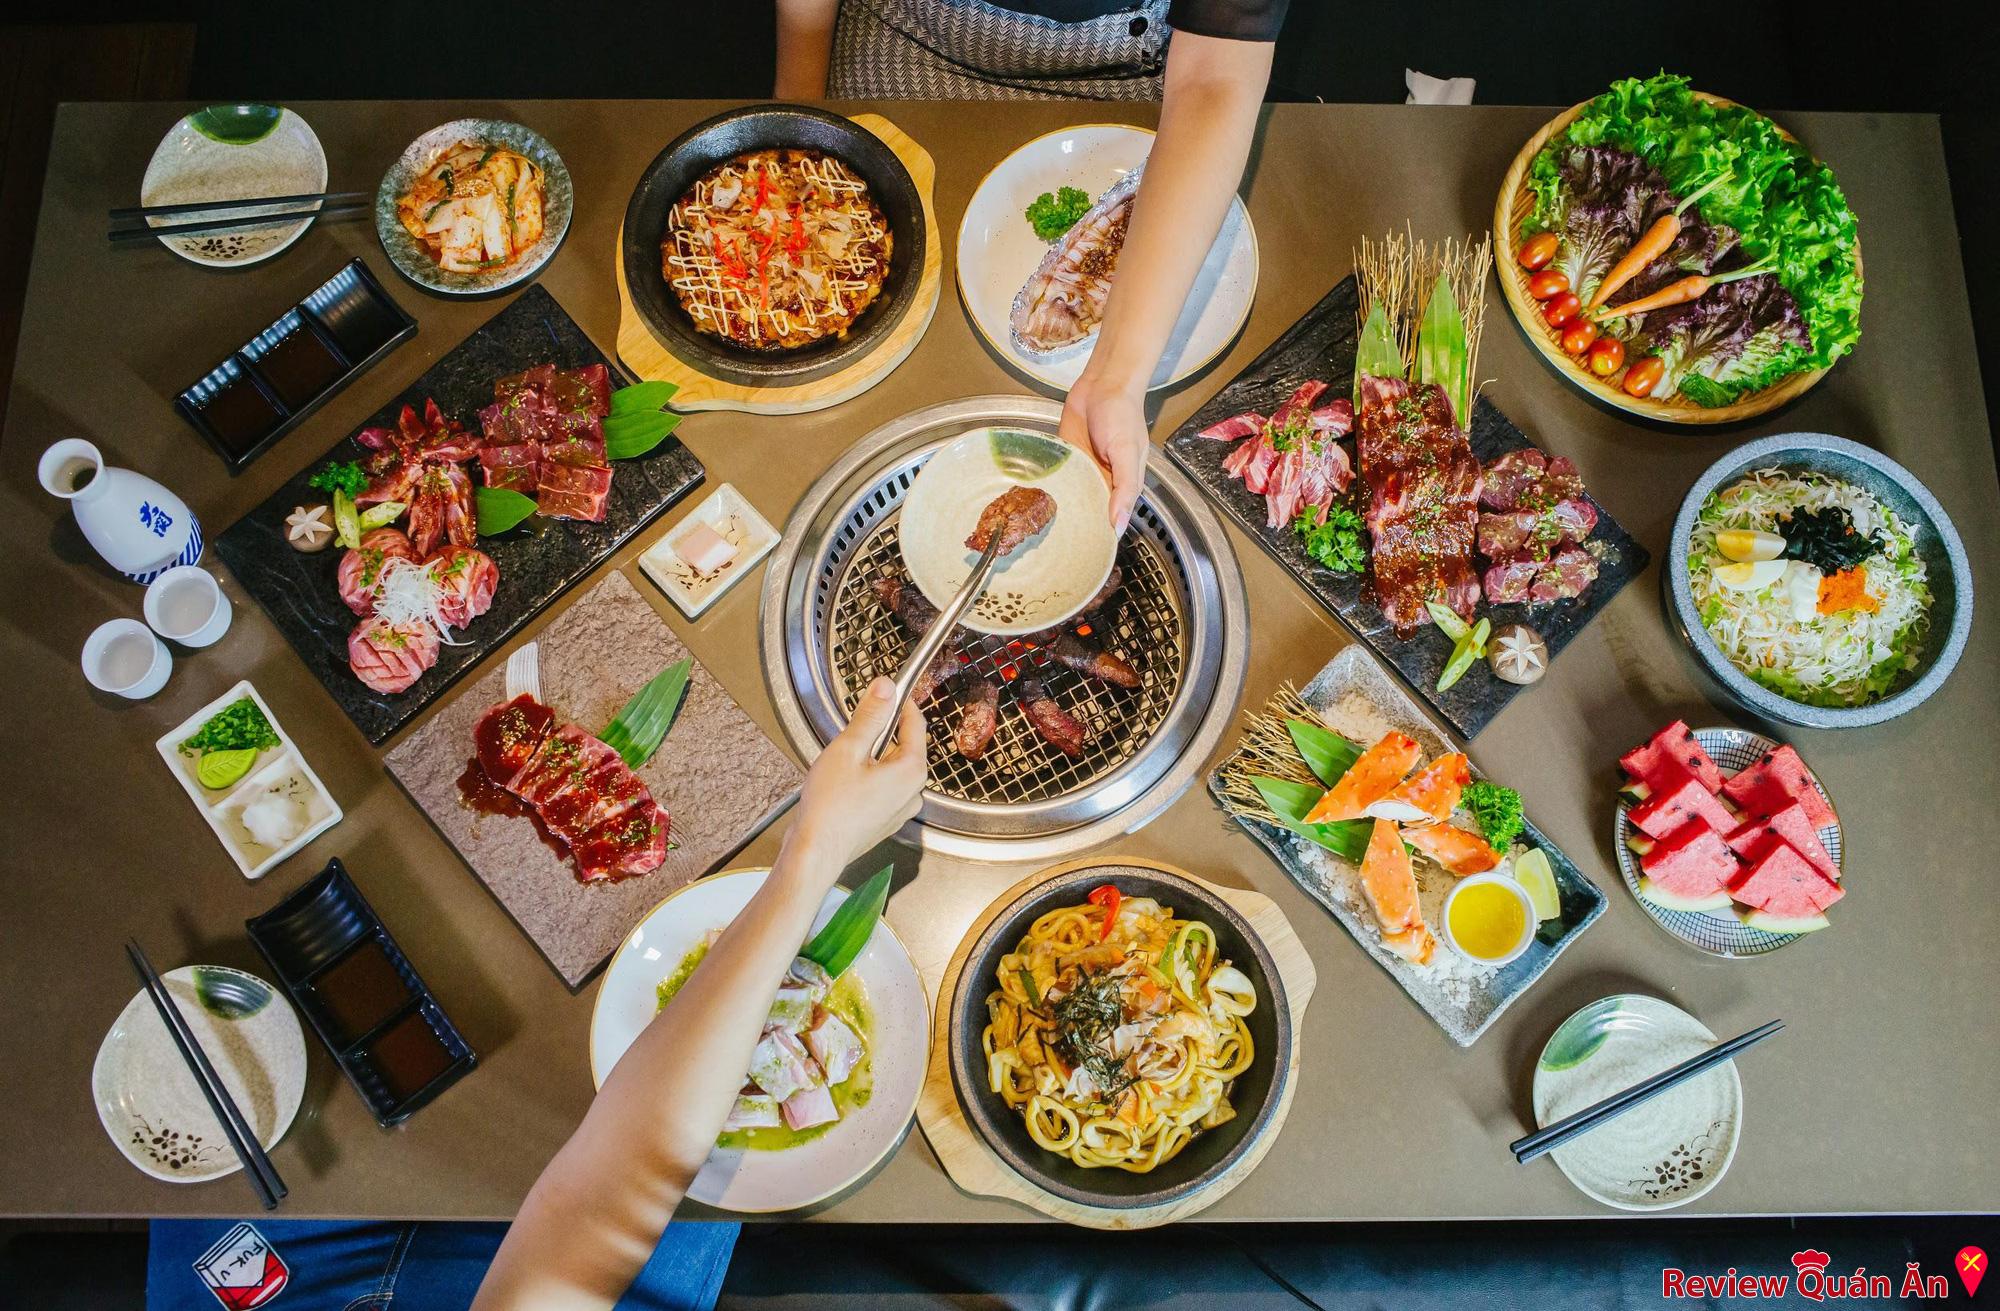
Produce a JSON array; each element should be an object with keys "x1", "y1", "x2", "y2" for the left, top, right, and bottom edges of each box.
[{"x1": 870, "y1": 534, "x2": 1004, "y2": 759}]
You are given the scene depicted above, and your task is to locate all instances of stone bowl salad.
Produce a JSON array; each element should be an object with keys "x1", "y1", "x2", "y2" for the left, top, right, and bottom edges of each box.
[{"x1": 1666, "y1": 434, "x2": 1972, "y2": 728}]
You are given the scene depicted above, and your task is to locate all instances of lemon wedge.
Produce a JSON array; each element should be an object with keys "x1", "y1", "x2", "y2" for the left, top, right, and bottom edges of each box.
[
  {"x1": 1514, "y1": 848, "x2": 1561, "y2": 922},
  {"x1": 196, "y1": 747, "x2": 259, "y2": 791},
  {"x1": 1714, "y1": 559, "x2": 1787, "y2": 592},
  {"x1": 1716, "y1": 528, "x2": 1786, "y2": 563}
]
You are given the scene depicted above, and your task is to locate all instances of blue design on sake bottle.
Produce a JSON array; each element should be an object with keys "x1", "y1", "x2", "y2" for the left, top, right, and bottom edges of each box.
[{"x1": 38, "y1": 438, "x2": 204, "y2": 583}]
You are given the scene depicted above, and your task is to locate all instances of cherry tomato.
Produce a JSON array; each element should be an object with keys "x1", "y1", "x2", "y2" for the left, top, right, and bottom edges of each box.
[
  {"x1": 1587, "y1": 335, "x2": 1625, "y2": 377},
  {"x1": 1517, "y1": 232, "x2": 1559, "y2": 271},
  {"x1": 1527, "y1": 270, "x2": 1570, "y2": 300},
  {"x1": 1542, "y1": 292, "x2": 1581, "y2": 328},
  {"x1": 1623, "y1": 355, "x2": 1666, "y2": 397},
  {"x1": 1559, "y1": 320, "x2": 1598, "y2": 355}
]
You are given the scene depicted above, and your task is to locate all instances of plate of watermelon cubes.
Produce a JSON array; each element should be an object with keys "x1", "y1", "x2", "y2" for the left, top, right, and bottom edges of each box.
[{"x1": 1614, "y1": 721, "x2": 1842, "y2": 956}]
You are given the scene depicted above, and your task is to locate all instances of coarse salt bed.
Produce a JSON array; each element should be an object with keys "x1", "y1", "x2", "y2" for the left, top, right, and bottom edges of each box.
[{"x1": 673, "y1": 522, "x2": 737, "y2": 574}]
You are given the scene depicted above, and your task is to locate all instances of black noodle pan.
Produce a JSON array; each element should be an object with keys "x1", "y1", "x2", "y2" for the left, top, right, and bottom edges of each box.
[
  {"x1": 948, "y1": 864, "x2": 1291, "y2": 1210},
  {"x1": 621, "y1": 104, "x2": 925, "y2": 388}
]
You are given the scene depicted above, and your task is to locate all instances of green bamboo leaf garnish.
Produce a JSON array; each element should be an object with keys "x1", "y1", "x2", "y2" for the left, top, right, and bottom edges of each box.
[
  {"x1": 475, "y1": 485, "x2": 538, "y2": 536},
  {"x1": 802, "y1": 864, "x2": 893, "y2": 978},
  {"x1": 1252, "y1": 776, "x2": 1372, "y2": 862},
  {"x1": 603, "y1": 410, "x2": 683, "y2": 461},
  {"x1": 610, "y1": 381, "x2": 679, "y2": 416},
  {"x1": 1415, "y1": 270, "x2": 1471, "y2": 424},
  {"x1": 600, "y1": 657, "x2": 693, "y2": 769},
  {"x1": 1286, "y1": 718, "x2": 1362, "y2": 789},
  {"x1": 1352, "y1": 301, "x2": 1405, "y2": 406}
]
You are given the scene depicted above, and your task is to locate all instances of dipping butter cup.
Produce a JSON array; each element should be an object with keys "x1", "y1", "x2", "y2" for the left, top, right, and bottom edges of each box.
[{"x1": 1441, "y1": 873, "x2": 1536, "y2": 968}]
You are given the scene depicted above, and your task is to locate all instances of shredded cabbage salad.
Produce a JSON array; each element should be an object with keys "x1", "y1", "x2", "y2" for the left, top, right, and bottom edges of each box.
[{"x1": 1688, "y1": 469, "x2": 1929, "y2": 707}]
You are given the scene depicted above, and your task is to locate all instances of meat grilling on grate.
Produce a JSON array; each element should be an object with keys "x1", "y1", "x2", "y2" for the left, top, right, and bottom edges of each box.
[
  {"x1": 1015, "y1": 678, "x2": 1088, "y2": 757},
  {"x1": 953, "y1": 676, "x2": 1001, "y2": 760}
]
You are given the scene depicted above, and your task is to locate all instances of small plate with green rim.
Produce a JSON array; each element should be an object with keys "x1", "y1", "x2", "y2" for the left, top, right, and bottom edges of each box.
[
  {"x1": 1531, "y1": 994, "x2": 1743, "y2": 1212},
  {"x1": 140, "y1": 105, "x2": 327, "y2": 267}
]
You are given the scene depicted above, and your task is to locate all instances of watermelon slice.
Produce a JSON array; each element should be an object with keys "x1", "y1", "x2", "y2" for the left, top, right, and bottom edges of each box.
[
  {"x1": 1628, "y1": 762, "x2": 1737, "y2": 840},
  {"x1": 1725, "y1": 802, "x2": 1837, "y2": 883},
  {"x1": 1727, "y1": 837, "x2": 1844, "y2": 915},
  {"x1": 1639, "y1": 820, "x2": 1738, "y2": 901},
  {"x1": 1620, "y1": 721, "x2": 1725, "y2": 793},
  {"x1": 1721, "y1": 745, "x2": 1834, "y2": 828},
  {"x1": 1736, "y1": 906, "x2": 1831, "y2": 934}
]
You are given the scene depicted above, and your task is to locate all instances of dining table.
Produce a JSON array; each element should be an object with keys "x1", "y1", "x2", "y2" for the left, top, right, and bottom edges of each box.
[{"x1": 2, "y1": 97, "x2": 1995, "y2": 1224}]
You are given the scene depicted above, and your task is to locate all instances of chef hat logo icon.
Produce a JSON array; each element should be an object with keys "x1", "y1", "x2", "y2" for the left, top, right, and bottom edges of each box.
[{"x1": 1791, "y1": 1250, "x2": 1832, "y2": 1276}]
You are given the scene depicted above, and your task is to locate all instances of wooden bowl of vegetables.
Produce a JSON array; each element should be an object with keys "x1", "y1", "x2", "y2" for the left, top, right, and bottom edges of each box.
[{"x1": 1493, "y1": 76, "x2": 1863, "y2": 425}]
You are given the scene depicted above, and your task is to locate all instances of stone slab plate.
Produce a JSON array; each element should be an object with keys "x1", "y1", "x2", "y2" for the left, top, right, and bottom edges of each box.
[
  {"x1": 386, "y1": 571, "x2": 802, "y2": 987},
  {"x1": 1165, "y1": 275, "x2": 1649, "y2": 740},
  {"x1": 216, "y1": 285, "x2": 705, "y2": 744}
]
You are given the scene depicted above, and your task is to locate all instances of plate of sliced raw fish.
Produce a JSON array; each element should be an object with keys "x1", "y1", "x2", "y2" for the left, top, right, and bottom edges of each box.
[
  {"x1": 957, "y1": 124, "x2": 1257, "y2": 390},
  {"x1": 590, "y1": 868, "x2": 929, "y2": 1212}
]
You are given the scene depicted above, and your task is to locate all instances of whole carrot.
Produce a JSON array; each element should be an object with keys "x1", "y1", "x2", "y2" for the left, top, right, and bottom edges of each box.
[
  {"x1": 1587, "y1": 173, "x2": 1731, "y2": 310},
  {"x1": 1595, "y1": 254, "x2": 1778, "y2": 320}
]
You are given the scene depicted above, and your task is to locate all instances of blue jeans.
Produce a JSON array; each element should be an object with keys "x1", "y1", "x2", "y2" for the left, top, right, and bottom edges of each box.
[{"x1": 147, "y1": 1218, "x2": 737, "y2": 1310}]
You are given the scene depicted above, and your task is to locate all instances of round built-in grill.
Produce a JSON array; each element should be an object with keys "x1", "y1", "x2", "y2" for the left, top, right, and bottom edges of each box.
[{"x1": 761, "y1": 396, "x2": 1248, "y2": 861}]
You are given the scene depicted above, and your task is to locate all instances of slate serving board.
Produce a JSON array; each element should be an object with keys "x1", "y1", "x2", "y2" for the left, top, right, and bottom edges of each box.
[
  {"x1": 385, "y1": 570, "x2": 803, "y2": 987},
  {"x1": 1212, "y1": 648, "x2": 1605, "y2": 1047},
  {"x1": 1165, "y1": 276, "x2": 1649, "y2": 740},
  {"x1": 216, "y1": 286, "x2": 706, "y2": 744}
]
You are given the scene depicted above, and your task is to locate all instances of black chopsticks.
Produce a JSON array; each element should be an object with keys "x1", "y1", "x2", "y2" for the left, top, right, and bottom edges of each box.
[
  {"x1": 108, "y1": 191, "x2": 370, "y2": 244},
  {"x1": 124, "y1": 940, "x2": 287, "y2": 1209},
  {"x1": 1511, "y1": 1019, "x2": 1783, "y2": 1165}
]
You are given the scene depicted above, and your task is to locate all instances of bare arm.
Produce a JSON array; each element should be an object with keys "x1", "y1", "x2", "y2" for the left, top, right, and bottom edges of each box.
[
  {"x1": 473, "y1": 678, "x2": 925, "y2": 1310},
  {"x1": 1060, "y1": 32, "x2": 1272, "y2": 530},
  {"x1": 774, "y1": 0, "x2": 839, "y2": 98}
]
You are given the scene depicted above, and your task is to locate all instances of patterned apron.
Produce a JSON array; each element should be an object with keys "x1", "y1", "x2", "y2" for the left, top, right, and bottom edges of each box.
[{"x1": 828, "y1": 0, "x2": 1173, "y2": 101}]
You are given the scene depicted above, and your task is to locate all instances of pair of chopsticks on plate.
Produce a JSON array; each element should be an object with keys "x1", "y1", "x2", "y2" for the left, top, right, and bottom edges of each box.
[
  {"x1": 108, "y1": 190, "x2": 371, "y2": 244},
  {"x1": 125, "y1": 940, "x2": 287, "y2": 1209},
  {"x1": 1511, "y1": 1018, "x2": 1783, "y2": 1165}
]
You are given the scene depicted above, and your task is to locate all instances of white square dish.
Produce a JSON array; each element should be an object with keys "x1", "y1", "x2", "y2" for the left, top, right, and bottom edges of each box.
[
  {"x1": 638, "y1": 483, "x2": 779, "y2": 618},
  {"x1": 155, "y1": 680, "x2": 342, "y2": 879}
]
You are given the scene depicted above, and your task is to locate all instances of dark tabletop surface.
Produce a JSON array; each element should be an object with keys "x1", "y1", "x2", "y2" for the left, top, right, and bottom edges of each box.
[{"x1": 1, "y1": 99, "x2": 1994, "y2": 1222}]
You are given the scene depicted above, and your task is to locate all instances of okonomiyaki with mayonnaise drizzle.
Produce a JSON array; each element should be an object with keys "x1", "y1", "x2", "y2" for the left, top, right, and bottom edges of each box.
[{"x1": 662, "y1": 149, "x2": 892, "y2": 351}]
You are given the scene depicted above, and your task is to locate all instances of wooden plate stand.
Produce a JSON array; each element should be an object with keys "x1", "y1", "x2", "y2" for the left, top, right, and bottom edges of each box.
[
  {"x1": 614, "y1": 113, "x2": 942, "y2": 415},
  {"x1": 914, "y1": 857, "x2": 1317, "y2": 1230},
  {"x1": 1493, "y1": 92, "x2": 1860, "y2": 425}
]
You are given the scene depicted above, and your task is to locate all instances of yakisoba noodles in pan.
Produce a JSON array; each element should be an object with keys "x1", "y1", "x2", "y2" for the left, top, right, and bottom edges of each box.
[
  {"x1": 662, "y1": 148, "x2": 891, "y2": 350},
  {"x1": 982, "y1": 884, "x2": 1257, "y2": 1173}
]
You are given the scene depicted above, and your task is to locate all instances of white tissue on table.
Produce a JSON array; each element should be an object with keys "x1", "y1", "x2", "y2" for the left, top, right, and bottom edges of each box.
[{"x1": 1406, "y1": 69, "x2": 1476, "y2": 105}]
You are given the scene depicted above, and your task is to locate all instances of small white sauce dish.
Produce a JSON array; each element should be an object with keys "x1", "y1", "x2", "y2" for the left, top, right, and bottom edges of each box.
[
  {"x1": 83, "y1": 618, "x2": 171, "y2": 699},
  {"x1": 144, "y1": 566, "x2": 232, "y2": 647},
  {"x1": 639, "y1": 483, "x2": 780, "y2": 618},
  {"x1": 1440, "y1": 872, "x2": 1537, "y2": 968}
]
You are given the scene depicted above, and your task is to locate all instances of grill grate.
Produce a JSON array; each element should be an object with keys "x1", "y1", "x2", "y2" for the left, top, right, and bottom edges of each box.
[{"x1": 820, "y1": 486, "x2": 1188, "y2": 806}]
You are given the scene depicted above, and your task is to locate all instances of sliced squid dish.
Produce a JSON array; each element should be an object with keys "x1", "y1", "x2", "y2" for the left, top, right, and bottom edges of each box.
[{"x1": 1009, "y1": 166, "x2": 1142, "y2": 357}]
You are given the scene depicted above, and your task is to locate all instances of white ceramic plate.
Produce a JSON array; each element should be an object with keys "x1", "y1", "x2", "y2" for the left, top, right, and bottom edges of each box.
[
  {"x1": 897, "y1": 426, "x2": 1116, "y2": 635},
  {"x1": 92, "y1": 966, "x2": 306, "y2": 1183},
  {"x1": 1612, "y1": 727, "x2": 1842, "y2": 959},
  {"x1": 957, "y1": 124, "x2": 1258, "y2": 391},
  {"x1": 141, "y1": 105, "x2": 328, "y2": 267},
  {"x1": 156, "y1": 680, "x2": 342, "y2": 880},
  {"x1": 1531, "y1": 994, "x2": 1742, "y2": 1212},
  {"x1": 638, "y1": 483, "x2": 781, "y2": 619},
  {"x1": 589, "y1": 868, "x2": 927, "y2": 1213}
]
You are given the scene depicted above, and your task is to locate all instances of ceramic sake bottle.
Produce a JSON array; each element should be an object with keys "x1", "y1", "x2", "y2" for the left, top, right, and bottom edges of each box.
[{"x1": 38, "y1": 439, "x2": 203, "y2": 583}]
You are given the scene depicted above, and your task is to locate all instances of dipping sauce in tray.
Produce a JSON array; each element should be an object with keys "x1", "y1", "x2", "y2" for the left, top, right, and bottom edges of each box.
[{"x1": 307, "y1": 936, "x2": 412, "y2": 1043}]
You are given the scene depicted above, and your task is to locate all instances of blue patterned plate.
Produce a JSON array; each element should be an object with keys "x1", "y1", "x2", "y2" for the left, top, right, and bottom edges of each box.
[
  {"x1": 375, "y1": 118, "x2": 572, "y2": 296},
  {"x1": 1613, "y1": 727, "x2": 1842, "y2": 958}
]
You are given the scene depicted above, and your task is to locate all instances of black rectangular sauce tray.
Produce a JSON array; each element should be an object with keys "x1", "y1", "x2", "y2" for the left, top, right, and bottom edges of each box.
[
  {"x1": 245, "y1": 858, "x2": 475, "y2": 1127},
  {"x1": 177, "y1": 258, "x2": 417, "y2": 472}
]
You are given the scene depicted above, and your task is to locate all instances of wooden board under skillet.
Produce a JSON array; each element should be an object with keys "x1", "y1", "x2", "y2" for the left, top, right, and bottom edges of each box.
[
  {"x1": 216, "y1": 286, "x2": 705, "y2": 744},
  {"x1": 1165, "y1": 275, "x2": 1649, "y2": 740}
]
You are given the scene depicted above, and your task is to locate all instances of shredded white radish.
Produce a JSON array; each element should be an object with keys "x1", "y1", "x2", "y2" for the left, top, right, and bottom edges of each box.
[{"x1": 371, "y1": 556, "x2": 466, "y2": 645}]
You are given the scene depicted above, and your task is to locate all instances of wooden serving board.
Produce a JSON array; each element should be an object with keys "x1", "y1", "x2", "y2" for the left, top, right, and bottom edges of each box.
[
  {"x1": 614, "y1": 113, "x2": 942, "y2": 415},
  {"x1": 914, "y1": 857, "x2": 1316, "y2": 1230},
  {"x1": 1493, "y1": 92, "x2": 1860, "y2": 425},
  {"x1": 385, "y1": 570, "x2": 802, "y2": 987}
]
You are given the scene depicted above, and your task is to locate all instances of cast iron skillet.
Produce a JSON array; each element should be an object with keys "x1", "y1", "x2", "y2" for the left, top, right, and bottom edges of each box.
[
  {"x1": 622, "y1": 104, "x2": 924, "y2": 387},
  {"x1": 949, "y1": 864, "x2": 1291, "y2": 1210}
]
